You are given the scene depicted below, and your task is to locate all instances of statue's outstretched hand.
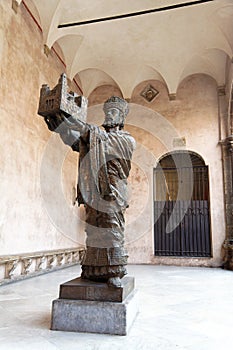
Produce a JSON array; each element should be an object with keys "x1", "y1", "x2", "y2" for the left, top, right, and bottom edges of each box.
[
  {"x1": 44, "y1": 113, "x2": 64, "y2": 132},
  {"x1": 44, "y1": 112, "x2": 84, "y2": 134}
]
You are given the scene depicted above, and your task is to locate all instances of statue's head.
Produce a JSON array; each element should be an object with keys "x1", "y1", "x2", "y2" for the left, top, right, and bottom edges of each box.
[{"x1": 102, "y1": 96, "x2": 129, "y2": 130}]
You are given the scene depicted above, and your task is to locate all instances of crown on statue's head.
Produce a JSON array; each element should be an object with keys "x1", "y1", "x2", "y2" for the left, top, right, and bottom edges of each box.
[{"x1": 103, "y1": 96, "x2": 129, "y2": 116}]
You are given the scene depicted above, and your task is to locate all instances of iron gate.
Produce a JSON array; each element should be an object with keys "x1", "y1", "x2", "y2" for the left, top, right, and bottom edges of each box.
[{"x1": 154, "y1": 165, "x2": 212, "y2": 257}]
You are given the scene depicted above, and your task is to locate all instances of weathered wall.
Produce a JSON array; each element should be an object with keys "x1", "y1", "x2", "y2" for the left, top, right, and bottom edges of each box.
[{"x1": 0, "y1": 2, "x2": 84, "y2": 255}]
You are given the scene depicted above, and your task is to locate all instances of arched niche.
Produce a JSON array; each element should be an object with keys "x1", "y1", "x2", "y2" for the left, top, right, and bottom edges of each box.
[
  {"x1": 88, "y1": 85, "x2": 123, "y2": 106},
  {"x1": 176, "y1": 73, "x2": 218, "y2": 102}
]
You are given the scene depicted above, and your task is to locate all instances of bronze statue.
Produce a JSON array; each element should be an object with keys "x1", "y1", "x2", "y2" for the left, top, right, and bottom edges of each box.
[{"x1": 39, "y1": 76, "x2": 135, "y2": 288}]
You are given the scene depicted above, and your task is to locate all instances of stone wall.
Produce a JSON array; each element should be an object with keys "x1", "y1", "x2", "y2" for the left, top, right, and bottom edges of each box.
[{"x1": 0, "y1": 2, "x2": 84, "y2": 255}]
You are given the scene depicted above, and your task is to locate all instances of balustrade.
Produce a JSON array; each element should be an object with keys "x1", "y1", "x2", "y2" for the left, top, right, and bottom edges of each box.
[{"x1": 0, "y1": 247, "x2": 84, "y2": 285}]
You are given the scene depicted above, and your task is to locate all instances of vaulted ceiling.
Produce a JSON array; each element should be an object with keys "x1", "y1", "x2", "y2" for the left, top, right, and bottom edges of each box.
[{"x1": 16, "y1": 0, "x2": 233, "y2": 98}]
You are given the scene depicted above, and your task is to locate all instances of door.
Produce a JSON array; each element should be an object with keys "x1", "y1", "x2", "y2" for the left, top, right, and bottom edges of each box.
[{"x1": 154, "y1": 152, "x2": 212, "y2": 257}]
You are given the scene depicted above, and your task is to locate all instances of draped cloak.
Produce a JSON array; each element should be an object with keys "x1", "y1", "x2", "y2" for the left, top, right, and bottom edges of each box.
[{"x1": 60, "y1": 123, "x2": 136, "y2": 272}]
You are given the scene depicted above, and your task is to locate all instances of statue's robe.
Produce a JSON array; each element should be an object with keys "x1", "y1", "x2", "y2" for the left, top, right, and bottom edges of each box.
[{"x1": 60, "y1": 122, "x2": 136, "y2": 280}]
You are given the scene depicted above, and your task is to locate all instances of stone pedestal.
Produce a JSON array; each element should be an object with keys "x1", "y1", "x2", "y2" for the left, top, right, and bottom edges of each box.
[
  {"x1": 59, "y1": 276, "x2": 134, "y2": 302},
  {"x1": 51, "y1": 276, "x2": 139, "y2": 335}
]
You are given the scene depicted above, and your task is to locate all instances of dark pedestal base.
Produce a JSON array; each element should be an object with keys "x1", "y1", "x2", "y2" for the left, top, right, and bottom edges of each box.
[
  {"x1": 59, "y1": 276, "x2": 135, "y2": 302},
  {"x1": 51, "y1": 276, "x2": 138, "y2": 335}
]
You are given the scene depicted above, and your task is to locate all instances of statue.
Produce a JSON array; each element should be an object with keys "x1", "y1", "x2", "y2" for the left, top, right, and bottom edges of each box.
[{"x1": 38, "y1": 75, "x2": 136, "y2": 288}]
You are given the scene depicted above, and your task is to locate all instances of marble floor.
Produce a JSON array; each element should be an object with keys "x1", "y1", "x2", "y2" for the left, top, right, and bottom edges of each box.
[{"x1": 0, "y1": 264, "x2": 233, "y2": 350}]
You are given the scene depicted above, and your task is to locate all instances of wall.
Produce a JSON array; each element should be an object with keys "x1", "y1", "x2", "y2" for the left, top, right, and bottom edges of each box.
[
  {"x1": 0, "y1": 2, "x2": 227, "y2": 267},
  {"x1": 135, "y1": 76, "x2": 225, "y2": 267},
  {"x1": 88, "y1": 74, "x2": 226, "y2": 267},
  {"x1": 0, "y1": 2, "x2": 84, "y2": 255}
]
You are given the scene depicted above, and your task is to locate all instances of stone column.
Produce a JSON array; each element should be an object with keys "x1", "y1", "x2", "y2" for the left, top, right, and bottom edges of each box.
[
  {"x1": 222, "y1": 135, "x2": 233, "y2": 269},
  {"x1": 220, "y1": 80, "x2": 233, "y2": 269}
]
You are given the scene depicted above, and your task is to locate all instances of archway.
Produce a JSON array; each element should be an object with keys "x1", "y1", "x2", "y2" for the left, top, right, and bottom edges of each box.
[{"x1": 153, "y1": 151, "x2": 212, "y2": 257}]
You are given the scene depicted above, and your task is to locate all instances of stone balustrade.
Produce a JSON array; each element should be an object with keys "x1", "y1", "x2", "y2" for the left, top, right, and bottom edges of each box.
[{"x1": 0, "y1": 247, "x2": 84, "y2": 285}]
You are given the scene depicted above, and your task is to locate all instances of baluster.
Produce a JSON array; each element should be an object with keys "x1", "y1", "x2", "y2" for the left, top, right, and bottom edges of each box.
[
  {"x1": 66, "y1": 252, "x2": 73, "y2": 264},
  {"x1": 47, "y1": 255, "x2": 56, "y2": 269},
  {"x1": 36, "y1": 256, "x2": 46, "y2": 271},
  {"x1": 5, "y1": 259, "x2": 19, "y2": 279},
  {"x1": 22, "y1": 258, "x2": 33, "y2": 275},
  {"x1": 78, "y1": 249, "x2": 85, "y2": 262},
  {"x1": 57, "y1": 253, "x2": 65, "y2": 266}
]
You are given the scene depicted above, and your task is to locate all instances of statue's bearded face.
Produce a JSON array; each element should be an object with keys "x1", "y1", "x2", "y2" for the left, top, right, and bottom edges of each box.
[{"x1": 103, "y1": 108, "x2": 124, "y2": 128}]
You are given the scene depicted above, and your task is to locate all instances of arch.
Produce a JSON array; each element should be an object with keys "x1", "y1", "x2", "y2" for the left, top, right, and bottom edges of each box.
[
  {"x1": 132, "y1": 65, "x2": 169, "y2": 94},
  {"x1": 177, "y1": 49, "x2": 230, "y2": 92},
  {"x1": 88, "y1": 85, "x2": 123, "y2": 106},
  {"x1": 51, "y1": 41, "x2": 66, "y2": 68},
  {"x1": 54, "y1": 34, "x2": 84, "y2": 76},
  {"x1": 77, "y1": 68, "x2": 123, "y2": 97},
  {"x1": 30, "y1": 0, "x2": 60, "y2": 46},
  {"x1": 158, "y1": 150, "x2": 206, "y2": 168},
  {"x1": 155, "y1": 150, "x2": 209, "y2": 201},
  {"x1": 212, "y1": 4, "x2": 233, "y2": 55},
  {"x1": 22, "y1": 0, "x2": 42, "y2": 28},
  {"x1": 176, "y1": 73, "x2": 218, "y2": 101}
]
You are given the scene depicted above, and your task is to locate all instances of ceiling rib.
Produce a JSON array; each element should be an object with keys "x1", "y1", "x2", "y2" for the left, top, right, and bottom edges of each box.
[{"x1": 58, "y1": 0, "x2": 214, "y2": 29}]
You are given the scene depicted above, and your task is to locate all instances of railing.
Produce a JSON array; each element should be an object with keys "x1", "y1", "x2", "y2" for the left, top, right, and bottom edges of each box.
[{"x1": 0, "y1": 247, "x2": 85, "y2": 286}]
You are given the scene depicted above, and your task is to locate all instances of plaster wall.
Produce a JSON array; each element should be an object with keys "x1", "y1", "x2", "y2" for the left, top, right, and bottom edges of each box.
[{"x1": 0, "y1": 2, "x2": 83, "y2": 255}]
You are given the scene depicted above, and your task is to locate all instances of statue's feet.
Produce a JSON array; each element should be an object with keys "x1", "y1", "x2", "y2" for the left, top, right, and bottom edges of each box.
[{"x1": 107, "y1": 277, "x2": 122, "y2": 288}]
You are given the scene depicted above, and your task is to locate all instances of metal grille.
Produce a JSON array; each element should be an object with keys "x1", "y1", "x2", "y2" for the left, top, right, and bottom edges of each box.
[{"x1": 154, "y1": 166, "x2": 212, "y2": 257}]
